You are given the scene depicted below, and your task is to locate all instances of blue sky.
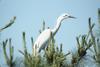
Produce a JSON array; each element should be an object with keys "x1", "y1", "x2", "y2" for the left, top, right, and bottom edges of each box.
[{"x1": 0, "y1": 0, "x2": 100, "y2": 66}]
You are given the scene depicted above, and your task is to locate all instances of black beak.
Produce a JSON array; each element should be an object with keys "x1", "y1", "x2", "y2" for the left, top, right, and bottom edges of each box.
[{"x1": 69, "y1": 16, "x2": 76, "y2": 19}]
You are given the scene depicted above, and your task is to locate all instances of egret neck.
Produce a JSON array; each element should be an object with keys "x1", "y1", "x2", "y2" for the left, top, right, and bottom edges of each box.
[{"x1": 52, "y1": 16, "x2": 64, "y2": 36}]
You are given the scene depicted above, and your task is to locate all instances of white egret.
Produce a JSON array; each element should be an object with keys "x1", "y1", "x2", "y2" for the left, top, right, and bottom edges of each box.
[{"x1": 33, "y1": 13, "x2": 75, "y2": 56}]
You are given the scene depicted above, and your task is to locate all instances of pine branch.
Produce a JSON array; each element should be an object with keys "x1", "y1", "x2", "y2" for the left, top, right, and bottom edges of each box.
[{"x1": 0, "y1": 16, "x2": 16, "y2": 32}]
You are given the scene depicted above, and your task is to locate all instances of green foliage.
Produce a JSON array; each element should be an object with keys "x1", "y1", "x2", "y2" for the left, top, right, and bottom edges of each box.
[
  {"x1": 70, "y1": 18, "x2": 94, "y2": 67},
  {"x1": 96, "y1": 8, "x2": 100, "y2": 37},
  {"x1": 0, "y1": 16, "x2": 16, "y2": 32},
  {"x1": 98, "y1": 8, "x2": 100, "y2": 24},
  {"x1": 44, "y1": 36, "x2": 70, "y2": 67},
  {"x1": 2, "y1": 39, "x2": 15, "y2": 67},
  {"x1": 0, "y1": 16, "x2": 16, "y2": 67},
  {"x1": 93, "y1": 8, "x2": 100, "y2": 63},
  {"x1": 19, "y1": 26, "x2": 70, "y2": 67},
  {"x1": 0, "y1": 9, "x2": 100, "y2": 67}
]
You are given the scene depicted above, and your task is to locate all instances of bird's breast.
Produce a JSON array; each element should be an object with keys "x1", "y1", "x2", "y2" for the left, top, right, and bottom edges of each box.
[{"x1": 33, "y1": 29, "x2": 52, "y2": 50}]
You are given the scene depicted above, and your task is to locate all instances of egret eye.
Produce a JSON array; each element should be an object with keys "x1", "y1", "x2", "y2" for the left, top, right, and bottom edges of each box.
[
  {"x1": 65, "y1": 15, "x2": 67, "y2": 16},
  {"x1": 63, "y1": 15, "x2": 68, "y2": 17}
]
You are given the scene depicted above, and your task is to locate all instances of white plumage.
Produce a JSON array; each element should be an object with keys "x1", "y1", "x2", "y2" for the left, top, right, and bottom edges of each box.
[{"x1": 33, "y1": 13, "x2": 75, "y2": 56}]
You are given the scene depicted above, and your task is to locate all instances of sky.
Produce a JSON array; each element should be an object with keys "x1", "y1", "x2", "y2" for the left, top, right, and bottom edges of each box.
[{"x1": 0, "y1": 0, "x2": 100, "y2": 66}]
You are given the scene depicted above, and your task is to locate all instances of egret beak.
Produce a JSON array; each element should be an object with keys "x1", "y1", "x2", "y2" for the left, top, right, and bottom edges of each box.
[{"x1": 69, "y1": 16, "x2": 76, "y2": 19}]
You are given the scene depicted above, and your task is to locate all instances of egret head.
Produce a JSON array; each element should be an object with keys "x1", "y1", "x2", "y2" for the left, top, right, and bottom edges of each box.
[
  {"x1": 57, "y1": 13, "x2": 76, "y2": 22},
  {"x1": 61, "y1": 13, "x2": 76, "y2": 19}
]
